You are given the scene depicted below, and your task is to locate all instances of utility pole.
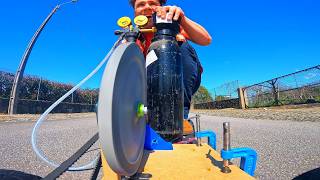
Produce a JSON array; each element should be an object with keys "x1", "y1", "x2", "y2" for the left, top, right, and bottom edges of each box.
[{"x1": 8, "y1": 0, "x2": 77, "y2": 114}]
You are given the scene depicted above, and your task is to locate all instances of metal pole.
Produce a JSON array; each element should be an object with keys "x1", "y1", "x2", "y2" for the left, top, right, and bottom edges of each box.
[
  {"x1": 36, "y1": 78, "x2": 42, "y2": 100},
  {"x1": 71, "y1": 92, "x2": 74, "y2": 103},
  {"x1": 8, "y1": 6, "x2": 59, "y2": 115},
  {"x1": 197, "y1": 114, "x2": 201, "y2": 133},
  {"x1": 195, "y1": 115, "x2": 199, "y2": 146},
  {"x1": 8, "y1": 0, "x2": 77, "y2": 115},
  {"x1": 222, "y1": 122, "x2": 231, "y2": 173},
  {"x1": 196, "y1": 114, "x2": 202, "y2": 146},
  {"x1": 214, "y1": 88, "x2": 217, "y2": 101}
]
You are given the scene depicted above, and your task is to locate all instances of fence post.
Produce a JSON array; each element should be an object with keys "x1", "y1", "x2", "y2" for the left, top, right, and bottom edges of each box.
[
  {"x1": 36, "y1": 78, "x2": 42, "y2": 101},
  {"x1": 238, "y1": 87, "x2": 247, "y2": 109},
  {"x1": 90, "y1": 93, "x2": 93, "y2": 105},
  {"x1": 71, "y1": 92, "x2": 74, "y2": 103},
  {"x1": 270, "y1": 80, "x2": 279, "y2": 106}
]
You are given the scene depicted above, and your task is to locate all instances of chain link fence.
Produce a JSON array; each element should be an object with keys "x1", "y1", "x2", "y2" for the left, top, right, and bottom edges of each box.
[
  {"x1": 212, "y1": 80, "x2": 239, "y2": 101},
  {"x1": 0, "y1": 71, "x2": 99, "y2": 113},
  {"x1": 243, "y1": 65, "x2": 320, "y2": 108},
  {"x1": 193, "y1": 81, "x2": 240, "y2": 109}
]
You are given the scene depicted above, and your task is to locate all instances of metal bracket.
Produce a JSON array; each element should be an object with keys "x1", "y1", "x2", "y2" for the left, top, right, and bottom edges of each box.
[
  {"x1": 221, "y1": 148, "x2": 257, "y2": 176},
  {"x1": 195, "y1": 130, "x2": 216, "y2": 150},
  {"x1": 144, "y1": 125, "x2": 173, "y2": 150}
]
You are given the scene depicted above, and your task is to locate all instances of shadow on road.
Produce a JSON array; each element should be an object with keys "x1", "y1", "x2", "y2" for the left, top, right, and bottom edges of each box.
[{"x1": 293, "y1": 167, "x2": 320, "y2": 180}]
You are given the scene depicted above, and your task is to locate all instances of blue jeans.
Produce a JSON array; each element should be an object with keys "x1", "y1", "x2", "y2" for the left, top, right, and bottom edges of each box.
[{"x1": 179, "y1": 41, "x2": 202, "y2": 119}]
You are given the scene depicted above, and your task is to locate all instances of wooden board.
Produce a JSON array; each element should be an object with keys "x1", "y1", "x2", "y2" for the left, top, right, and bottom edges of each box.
[{"x1": 101, "y1": 144, "x2": 255, "y2": 180}]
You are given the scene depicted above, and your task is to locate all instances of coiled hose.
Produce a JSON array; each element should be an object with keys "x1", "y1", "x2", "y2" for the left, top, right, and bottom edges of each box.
[{"x1": 31, "y1": 35, "x2": 124, "y2": 171}]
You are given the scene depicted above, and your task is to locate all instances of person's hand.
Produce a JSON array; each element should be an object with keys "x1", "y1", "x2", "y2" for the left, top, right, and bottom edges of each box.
[{"x1": 154, "y1": 6, "x2": 185, "y2": 22}]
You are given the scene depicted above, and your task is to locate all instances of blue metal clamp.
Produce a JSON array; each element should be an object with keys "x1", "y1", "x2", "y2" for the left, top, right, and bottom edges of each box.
[
  {"x1": 144, "y1": 125, "x2": 173, "y2": 150},
  {"x1": 221, "y1": 148, "x2": 257, "y2": 176},
  {"x1": 195, "y1": 130, "x2": 216, "y2": 150}
]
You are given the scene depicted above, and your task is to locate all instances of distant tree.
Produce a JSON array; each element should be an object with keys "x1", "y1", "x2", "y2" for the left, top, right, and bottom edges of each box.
[
  {"x1": 20, "y1": 75, "x2": 40, "y2": 100},
  {"x1": 0, "y1": 71, "x2": 100, "y2": 104},
  {"x1": 0, "y1": 71, "x2": 14, "y2": 98},
  {"x1": 192, "y1": 85, "x2": 213, "y2": 104}
]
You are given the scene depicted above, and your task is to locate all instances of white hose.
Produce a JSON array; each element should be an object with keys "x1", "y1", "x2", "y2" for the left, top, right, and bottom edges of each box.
[{"x1": 31, "y1": 36, "x2": 123, "y2": 171}]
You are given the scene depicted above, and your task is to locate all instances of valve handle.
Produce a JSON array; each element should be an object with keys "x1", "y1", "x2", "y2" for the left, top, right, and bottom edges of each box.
[
  {"x1": 117, "y1": 16, "x2": 132, "y2": 28},
  {"x1": 134, "y1": 15, "x2": 148, "y2": 27}
]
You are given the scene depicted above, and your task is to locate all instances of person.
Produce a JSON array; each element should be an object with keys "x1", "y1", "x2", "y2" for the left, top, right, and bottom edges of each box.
[{"x1": 130, "y1": 0, "x2": 212, "y2": 120}]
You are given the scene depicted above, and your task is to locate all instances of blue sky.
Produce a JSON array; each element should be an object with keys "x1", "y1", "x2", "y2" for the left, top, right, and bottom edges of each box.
[{"x1": 1, "y1": 0, "x2": 319, "y2": 93}]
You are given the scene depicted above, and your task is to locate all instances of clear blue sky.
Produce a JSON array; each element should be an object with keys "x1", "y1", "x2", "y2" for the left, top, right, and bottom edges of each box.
[{"x1": 1, "y1": 0, "x2": 319, "y2": 93}]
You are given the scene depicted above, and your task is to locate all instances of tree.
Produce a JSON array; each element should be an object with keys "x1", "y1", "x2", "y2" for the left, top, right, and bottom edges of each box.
[
  {"x1": 0, "y1": 71, "x2": 14, "y2": 98},
  {"x1": 192, "y1": 85, "x2": 213, "y2": 104}
]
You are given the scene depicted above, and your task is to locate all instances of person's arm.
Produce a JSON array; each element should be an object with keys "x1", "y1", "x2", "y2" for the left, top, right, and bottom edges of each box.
[
  {"x1": 180, "y1": 17, "x2": 212, "y2": 46},
  {"x1": 155, "y1": 5, "x2": 212, "y2": 46}
]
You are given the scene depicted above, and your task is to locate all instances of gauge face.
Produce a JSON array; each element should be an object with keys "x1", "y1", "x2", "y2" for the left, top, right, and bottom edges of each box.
[
  {"x1": 117, "y1": 16, "x2": 132, "y2": 28},
  {"x1": 134, "y1": 15, "x2": 148, "y2": 27},
  {"x1": 98, "y1": 42, "x2": 146, "y2": 176}
]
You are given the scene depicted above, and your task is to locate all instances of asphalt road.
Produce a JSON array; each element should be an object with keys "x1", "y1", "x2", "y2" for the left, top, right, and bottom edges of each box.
[
  {"x1": 196, "y1": 114, "x2": 320, "y2": 180},
  {"x1": 0, "y1": 115, "x2": 319, "y2": 179},
  {"x1": 0, "y1": 118, "x2": 100, "y2": 179}
]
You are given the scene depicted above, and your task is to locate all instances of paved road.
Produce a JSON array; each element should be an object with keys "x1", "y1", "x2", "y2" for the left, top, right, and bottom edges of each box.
[
  {"x1": 195, "y1": 114, "x2": 320, "y2": 180},
  {"x1": 0, "y1": 118, "x2": 100, "y2": 179},
  {"x1": 0, "y1": 115, "x2": 319, "y2": 179}
]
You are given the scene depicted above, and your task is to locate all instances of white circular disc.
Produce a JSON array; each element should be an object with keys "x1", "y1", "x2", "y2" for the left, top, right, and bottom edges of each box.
[{"x1": 98, "y1": 42, "x2": 146, "y2": 176}]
